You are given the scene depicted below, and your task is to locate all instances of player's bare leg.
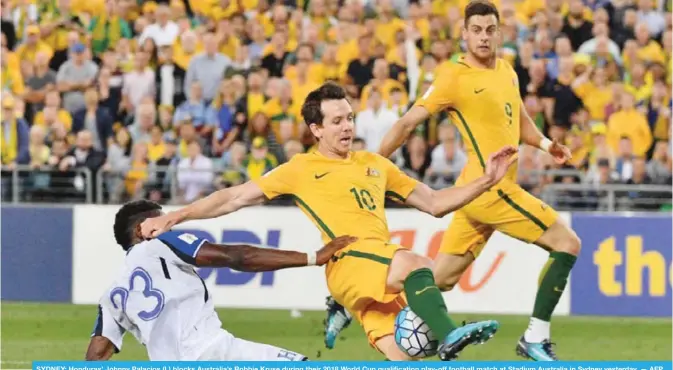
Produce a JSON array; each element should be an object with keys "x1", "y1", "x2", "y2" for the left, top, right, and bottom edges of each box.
[
  {"x1": 516, "y1": 218, "x2": 581, "y2": 361},
  {"x1": 432, "y1": 253, "x2": 475, "y2": 291},
  {"x1": 386, "y1": 249, "x2": 499, "y2": 361},
  {"x1": 375, "y1": 335, "x2": 413, "y2": 360}
]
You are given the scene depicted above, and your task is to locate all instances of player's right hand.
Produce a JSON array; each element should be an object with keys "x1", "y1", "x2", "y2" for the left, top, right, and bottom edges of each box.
[
  {"x1": 140, "y1": 213, "x2": 181, "y2": 239},
  {"x1": 317, "y1": 236, "x2": 358, "y2": 265},
  {"x1": 484, "y1": 145, "x2": 518, "y2": 185}
]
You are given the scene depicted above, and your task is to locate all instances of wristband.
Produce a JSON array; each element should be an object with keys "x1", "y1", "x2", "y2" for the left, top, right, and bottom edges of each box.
[
  {"x1": 306, "y1": 252, "x2": 317, "y2": 266},
  {"x1": 540, "y1": 138, "x2": 552, "y2": 153}
]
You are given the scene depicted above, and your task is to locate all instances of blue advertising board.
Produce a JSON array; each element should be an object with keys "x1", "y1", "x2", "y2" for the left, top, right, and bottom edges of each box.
[
  {"x1": 570, "y1": 214, "x2": 672, "y2": 317},
  {"x1": 1, "y1": 206, "x2": 73, "y2": 302}
]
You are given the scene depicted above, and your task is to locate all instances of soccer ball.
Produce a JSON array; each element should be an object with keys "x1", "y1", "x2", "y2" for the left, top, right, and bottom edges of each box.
[{"x1": 394, "y1": 306, "x2": 439, "y2": 358}]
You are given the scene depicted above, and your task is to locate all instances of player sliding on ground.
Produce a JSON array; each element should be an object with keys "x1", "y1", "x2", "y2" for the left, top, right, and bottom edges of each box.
[
  {"x1": 140, "y1": 83, "x2": 518, "y2": 361},
  {"x1": 323, "y1": 0, "x2": 581, "y2": 362},
  {"x1": 85, "y1": 200, "x2": 356, "y2": 361}
]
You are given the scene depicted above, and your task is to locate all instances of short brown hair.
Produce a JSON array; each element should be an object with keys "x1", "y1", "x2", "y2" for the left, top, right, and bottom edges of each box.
[
  {"x1": 301, "y1": 82, "x2": 348, "y2": 127},
  {"x1": 464, "y1": 1, "x2": 500, "y2": 27}
]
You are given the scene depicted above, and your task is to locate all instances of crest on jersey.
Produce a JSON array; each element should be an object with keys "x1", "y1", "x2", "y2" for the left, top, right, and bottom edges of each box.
[{"x1": 366, "y1": 167, "x2": 380, "y2": 177}]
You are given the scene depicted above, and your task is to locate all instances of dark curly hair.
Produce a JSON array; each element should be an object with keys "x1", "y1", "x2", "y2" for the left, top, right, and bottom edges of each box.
[
  {"x1": 301, "y1": 82, "x2": 348, "y2": 127},
  {"x1": 113, "y1": 200, "x2": 162, "y2": 250}
]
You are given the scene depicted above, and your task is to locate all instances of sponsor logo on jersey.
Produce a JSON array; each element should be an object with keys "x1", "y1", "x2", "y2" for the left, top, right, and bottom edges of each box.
[{"x1": 366, "y1": 168, "x2": 380, "y2": 177}]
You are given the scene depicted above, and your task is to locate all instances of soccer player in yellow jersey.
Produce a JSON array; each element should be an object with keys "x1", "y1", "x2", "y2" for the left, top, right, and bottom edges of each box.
[
  {"x1": 329, "y1": 0, "x2": 580, "y2": 362},
  {"x1": 140, "y1": 82, "x2": 518, "y2": 361}
]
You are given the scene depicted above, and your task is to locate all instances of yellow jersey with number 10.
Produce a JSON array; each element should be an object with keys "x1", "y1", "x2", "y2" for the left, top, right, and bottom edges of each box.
[
  {"x1": 252, "y1": 151, "x2": 419, "y2": 244},
  {"x1": 416, "y1": 57, "x2": 521, "y2": 185}
]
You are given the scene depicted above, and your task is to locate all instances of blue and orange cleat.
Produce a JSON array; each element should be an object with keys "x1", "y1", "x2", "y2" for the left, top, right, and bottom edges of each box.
[
  {"x1": 516, "y1": 336, "x2": 559, "y2": 361},
  {"x1": 323, "y1": 296, "x2": 352, "y2": 349},
  {"x1": 438, "y1": 320, "x2": 500, "y2": 361}
]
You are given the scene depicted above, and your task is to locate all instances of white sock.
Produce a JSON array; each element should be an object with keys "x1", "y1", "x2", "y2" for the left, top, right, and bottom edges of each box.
[{"x1": 524, "y1": 317, "x2": 550, "y2": 343}]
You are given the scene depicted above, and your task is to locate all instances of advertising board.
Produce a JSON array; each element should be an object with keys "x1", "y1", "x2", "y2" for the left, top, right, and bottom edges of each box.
[{"x1": 570, "y1": 214, "x2": 672, "y2": 317}]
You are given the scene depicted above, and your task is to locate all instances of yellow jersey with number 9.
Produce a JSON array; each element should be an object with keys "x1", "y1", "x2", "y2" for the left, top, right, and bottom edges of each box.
[
  {"x1": 253, "y1": 151, "x2": 419, "y2": 244},
  {"x1": 416, "y1": 56, "x2": 521, "y2": 185}
]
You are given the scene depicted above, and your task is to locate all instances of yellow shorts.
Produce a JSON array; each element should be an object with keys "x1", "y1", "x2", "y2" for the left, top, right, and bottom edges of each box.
[
  {"x1": 440, "y1": 180, "x2": 559, "y2": 257},
  {"x1": 325, "y1": 239, "x2": 407, "y2": 346}
]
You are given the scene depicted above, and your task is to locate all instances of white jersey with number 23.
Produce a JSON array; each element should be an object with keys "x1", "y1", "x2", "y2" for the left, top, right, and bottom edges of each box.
[{"x1": 92, "y1": 230, "x2": 307, "y2": 361}]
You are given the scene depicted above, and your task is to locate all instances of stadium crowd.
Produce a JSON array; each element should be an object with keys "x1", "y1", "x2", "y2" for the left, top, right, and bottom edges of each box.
[{"x1": 0, "y1": 0, "x2": 671, "y2": 209}]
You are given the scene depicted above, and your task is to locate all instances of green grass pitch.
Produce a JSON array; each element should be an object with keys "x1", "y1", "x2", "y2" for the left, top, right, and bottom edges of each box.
[{"x1": 1, "y1": 302, "x2": 671, "y2": 366}]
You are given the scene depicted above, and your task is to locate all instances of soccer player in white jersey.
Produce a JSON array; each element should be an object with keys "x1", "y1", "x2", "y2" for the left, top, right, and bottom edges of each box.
[{"x1": 85, "y1": 200, "x2": 356, "y2": 361}]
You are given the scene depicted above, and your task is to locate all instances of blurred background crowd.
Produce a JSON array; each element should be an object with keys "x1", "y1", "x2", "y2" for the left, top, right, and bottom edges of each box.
[{"x1": 0, "y1": 0, "x2": 671, "y2": 210}]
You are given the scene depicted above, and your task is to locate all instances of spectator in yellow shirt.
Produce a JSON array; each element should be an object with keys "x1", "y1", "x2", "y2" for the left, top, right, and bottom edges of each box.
[
  {"x1": 33, "y1": 90, "x2": 73, "y2": 131},
  {"x1": 285, "y1": 44, "x2": 325, "y2": 85},
  {"x1": 607, "y1": 88, "x2": 653, "y2": 157},
  {"x1": 15, "y1": 26, "x2": 54, "y2": 65},
  {"x1": 172, "y1": 30, "x2": 203, "y2": 70},
  {"x1": 243, "y1": 136, "x2": 278, "y2": 180},
  {"x1": 374, "y1": 0, "x2": 405, "y2": 49},
  {"x1": 289, "y1": 48, "x2": 322, "y2": 102},
  {"x1": 572, "y1": 65, "x2": 613, "y2": 122},
  {"x1": 566, "y1": 127, "x2": 590, "y2": 169},
  {"x1": 125, "y1": 143, "x2": 150, "y2": 199},
  {"x1": 28, "y1": 125, "x2": 51, "y2": 169},
  {"x1": 239, "y1": 71, "x2": 267, "y2": 121},
  {"x1": 588, "y1": 123, "x2": 615, "y2": 168},
  {"x1": 634, "y1": 22, "x2": 666, "y2": 64},
  {"x1": 216, "y1": 18, "x2": 241, "y2": 60},
  {"x1": 1, "y1": 54, "x2": 25, "y2": 97},
  {"x1": 360, "y1": 58, "x2": 408, "y2": 111},
  {"x1": 262, "y1": 80, "x2": 302, "y2": 143},
  {"x1": 305, "y1": 0, "x2": 334, "y2": 42},
  {"x1": 147, "y1": 126, "x2": 166, "y2": 163},
  {"x1": 625, "y1": 61, "x2": 653, "y2": 103},
  {"x1": 385, "y1": 28, "x2": 422, "y2": 75},
  {"x1": 40, "y1": 0, "x2": 84, "y2": 70},
  {"x1": 319, "y1": 43, "x2": 342, "y2": 82}
]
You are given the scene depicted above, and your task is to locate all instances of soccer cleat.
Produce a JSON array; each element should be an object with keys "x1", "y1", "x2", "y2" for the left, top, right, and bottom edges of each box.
[
  {"x1": 323, "y1": 296, "x2": 352, "y2": 349},
  {"x1": 516, "y1": 336, "x2": 559, "y2": 361},
  {"x1": 437, "y1": 320, "x2": 499, "y2": 361}
]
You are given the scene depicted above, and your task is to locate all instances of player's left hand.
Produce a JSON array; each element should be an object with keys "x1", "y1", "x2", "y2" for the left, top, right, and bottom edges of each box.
[
  {"x1": 140, "y1": 212, "x2": 181, "y2": 239},
  {"x1": 317, "y1": 236, "x2": 358, "y2": 265},
  {"x1": 549, "y1": 139, "x2": 572, "y2": 164},
  {"x1": 484, "y1": 145, "x2": 518, "y2": 185}
]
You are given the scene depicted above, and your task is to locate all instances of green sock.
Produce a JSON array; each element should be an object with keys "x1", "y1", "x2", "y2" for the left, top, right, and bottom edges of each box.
[
  {"x1": 533, "y1": 251, "x2": 577, "y2": 321},
  {"x1": 403, "y1": 268, "x2": 458, "y2": 339}
]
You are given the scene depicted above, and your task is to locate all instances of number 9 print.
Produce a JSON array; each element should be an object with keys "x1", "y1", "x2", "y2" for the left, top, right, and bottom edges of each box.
[
  {"x1": 504, "y1": 102, "x2": 513, "y2": 125},
  {"x1": 110, "y1": 267, "x2": 166, "y2": 321}
]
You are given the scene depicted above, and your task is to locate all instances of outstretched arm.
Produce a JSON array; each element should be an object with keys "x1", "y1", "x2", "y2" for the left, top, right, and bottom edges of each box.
[
  {"x1": 141, "y1": 181, "x2": 267, "y2": 238},
  {"x1": 405, "y1": 176, "x2": 494, "y2": 218},
  {"x1": 378, "y1": 105, "x2": 430, "y2": 158},
  {"x1": 404, "y1": 146, "x2": 518, "y2": 217},
  {"x1": 159, "y1": 231, "x2": 357, "y2": 271},
  {"x1": 194, "y1": 236, "x2": 357, "y2": 270},
  {"x1": 142, "y1": 162, "x2": 299, "y2": 239},
  {"x1": 177, "y1": 181, "x2": 266, "y2": 222}
]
